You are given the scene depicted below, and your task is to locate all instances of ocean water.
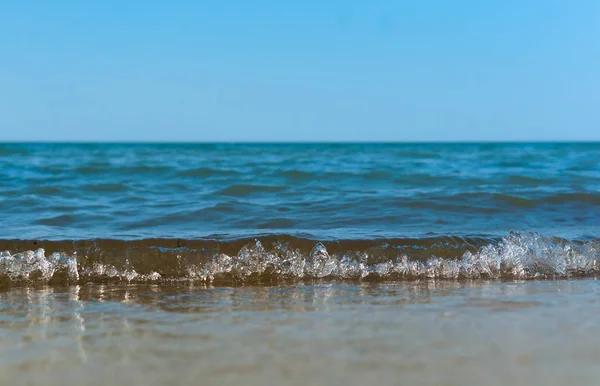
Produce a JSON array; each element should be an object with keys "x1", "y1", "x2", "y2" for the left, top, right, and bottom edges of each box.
[{"x1": 1, "y1": 142, "x2": 600, "y2": 385}]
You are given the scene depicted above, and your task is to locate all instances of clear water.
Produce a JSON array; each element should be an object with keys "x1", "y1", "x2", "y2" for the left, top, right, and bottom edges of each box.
[
  {"x1": 1, "y1": 142, "x2": 599, "y2": 385},
  {"x1": 2, "y1": 281, "x2": 600, "y2": 386}
]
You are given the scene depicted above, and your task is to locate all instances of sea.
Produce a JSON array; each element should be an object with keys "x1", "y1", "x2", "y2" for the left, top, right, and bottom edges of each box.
[{"x1": 1, "y1": 142, "x2": 599, "y2": 385}]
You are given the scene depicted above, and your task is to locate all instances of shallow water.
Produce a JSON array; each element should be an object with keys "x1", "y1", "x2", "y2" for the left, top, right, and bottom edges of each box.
[
  {"x1": 2, "y1": 281, "x2": 600, "y2": 386},
  {"x1": 1, "y1": 142, "x2": 599, "y2": 384}
]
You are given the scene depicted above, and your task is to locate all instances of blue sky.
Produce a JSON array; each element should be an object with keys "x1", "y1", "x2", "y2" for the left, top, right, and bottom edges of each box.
[{"x1": 1, "y1": 1, "x2": 599, "y2": 141}]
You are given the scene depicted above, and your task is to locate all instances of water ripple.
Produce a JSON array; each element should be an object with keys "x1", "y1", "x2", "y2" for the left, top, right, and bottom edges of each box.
[{"x1": 0, "y1": 143, "x2": 599, "y2": 240}]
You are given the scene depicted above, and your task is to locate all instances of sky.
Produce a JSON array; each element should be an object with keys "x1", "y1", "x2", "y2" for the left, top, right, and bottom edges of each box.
[{"x1": 0, "y1": 1, "x2": 599, "y2": 142}]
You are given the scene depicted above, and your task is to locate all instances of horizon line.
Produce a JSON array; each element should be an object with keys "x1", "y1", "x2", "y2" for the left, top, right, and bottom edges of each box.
[{"x1": 1, "y1": 139, "x2": 599, "y2": 145}]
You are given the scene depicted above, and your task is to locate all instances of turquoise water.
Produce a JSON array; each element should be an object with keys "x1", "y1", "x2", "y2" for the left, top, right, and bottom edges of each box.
[
  {"x1": 1, "y1": 142, "x2": 598, "y2": 240},
  {"x1": 0, "y1": 142, "x2": 599, "y2": 285},
  {"x1": 1, "y1": 142, "x2": 599, "y2": 385}
]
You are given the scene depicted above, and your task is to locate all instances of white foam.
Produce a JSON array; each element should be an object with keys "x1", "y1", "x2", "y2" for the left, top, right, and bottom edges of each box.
[{"x1": 1, "y1": 232, "x2": 598, "y2": 285}]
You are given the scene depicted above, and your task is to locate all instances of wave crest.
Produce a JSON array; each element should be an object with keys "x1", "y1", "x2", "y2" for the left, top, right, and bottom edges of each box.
[{"x1": 1, "y1": 232, "x2": 598, "y2": 287}]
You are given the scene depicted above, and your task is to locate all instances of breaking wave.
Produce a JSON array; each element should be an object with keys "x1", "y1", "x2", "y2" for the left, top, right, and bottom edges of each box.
[{"x1": 0, "y1": 231, "x2": 598, "y2": 287}]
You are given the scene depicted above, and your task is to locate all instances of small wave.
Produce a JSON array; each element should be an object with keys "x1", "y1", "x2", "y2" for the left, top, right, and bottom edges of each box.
[
  {"x1": 80, "y1": 183, "x2": 129, "y2": 193},
  {"x1": 256, "y1": 218, "x2": 297, "y2": 229},
  {"x1": 216, "y1": 184, "x2": 287, "y2": 197},
  {"x1": 0, "y1": 146, "x2": 31, "y2": 156},
  {"x1": 34, "y1": 214, "x2": 79, "y2": 227},
  {"x1": 542, "y1": 193, "x2": 600, "y2": 205},
  {"x1": 177, "y1": 168, "x2": 240, "y2": 178},
  {"x1": 0, "y1": 232, "x2": 598, "y2": 288},
  {"x1": 73, "y1": 162, "x2": 112, "y2": 174},
  {"x1": 29, "y1": 186, "x2": 65, "y2": 195},
  {"x1": 491, "y1": 193, "x2": 536, "y2": 207},
  {"x1": 505, "y1": 175, "x2": 557, "y2": 185},
  {"x1": 275, "y1": 170, "x2": 314, "y2": 180}
]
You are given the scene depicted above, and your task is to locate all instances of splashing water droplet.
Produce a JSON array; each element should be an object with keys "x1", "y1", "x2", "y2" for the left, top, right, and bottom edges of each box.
[
  {"x1": 307, "y1": 243, "x2": 336, "y2": 278},
  {"x1": 0, "y1": 232, "x2": 598, "y2": 285}
]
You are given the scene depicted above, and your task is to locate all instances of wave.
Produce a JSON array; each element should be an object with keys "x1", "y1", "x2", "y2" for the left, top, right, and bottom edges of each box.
[
  {"x1": 0, "y1": 232, "x2": 598, "y2": 288},
  {"x1": 216, "y1": 184, "x2": 287, "y2": 197}
]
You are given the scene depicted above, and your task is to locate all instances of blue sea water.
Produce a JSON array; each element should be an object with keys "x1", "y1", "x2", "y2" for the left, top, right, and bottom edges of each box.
[
  {"x1": 0, "y1": 142, "x2": 599, "y2": 284},
  {"x1": 2, "y1": 142, "x2": 600, "y2": 386},
  {"x1": 1, "y1": 142, "x2": 598, "y2": 240}
]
